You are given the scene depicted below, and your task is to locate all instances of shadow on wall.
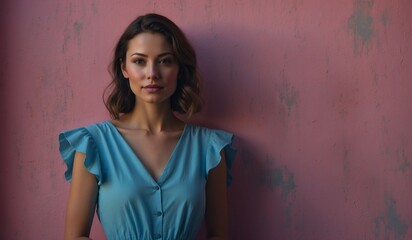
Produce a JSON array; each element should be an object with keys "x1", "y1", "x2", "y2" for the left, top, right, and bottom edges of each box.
[
  {"x1": 187, "y1": 20, "x2": 303, "y2": 239},
  {"x1": 186, "y1": 3, "x2": 412, "y2": 237}
]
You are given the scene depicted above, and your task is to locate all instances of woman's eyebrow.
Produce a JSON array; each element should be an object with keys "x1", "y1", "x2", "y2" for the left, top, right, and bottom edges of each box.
[
  {"x1": 157, "y1": 52, "x2": 174, "y2": 57},
  {"x1": 130, "y1": 52, "x2": 147, "y2": 57},
  {"x1": 130, "y1": 52, "x2": 174, "y2": 57}
]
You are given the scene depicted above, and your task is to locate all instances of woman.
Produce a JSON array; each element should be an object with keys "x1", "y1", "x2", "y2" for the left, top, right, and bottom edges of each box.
[{"x1": 59, "y1": 13, "x2": 235, "y2": 240}]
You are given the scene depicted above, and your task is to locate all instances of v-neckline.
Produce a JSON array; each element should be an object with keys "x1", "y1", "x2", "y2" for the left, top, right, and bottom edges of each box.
[{"x1": 105, "y1": 121, "x2": 188, "y2": 184}]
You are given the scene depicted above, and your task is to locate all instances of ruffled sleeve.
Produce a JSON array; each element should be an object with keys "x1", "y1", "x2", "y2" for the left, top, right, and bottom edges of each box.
[
  {"x1": 205, "y1": 129, "x2": 236, "y2": 186},
  {"x1": 59, "y1": 127, "x2": 102, "y2": 185}
]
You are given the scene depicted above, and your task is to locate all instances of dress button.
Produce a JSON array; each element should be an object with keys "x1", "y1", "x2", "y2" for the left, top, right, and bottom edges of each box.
[
  {"x1": 155, "y1": 211, "x2": 162, "y2": 216},
  {"x1": 153, "y1": 233, "x2": 162, "y2": 239},
  {"x1": 154, "y1": 186, "x2": 160, "y2": 191}
]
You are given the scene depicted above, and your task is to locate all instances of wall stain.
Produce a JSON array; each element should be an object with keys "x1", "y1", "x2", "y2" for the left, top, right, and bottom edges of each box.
[
  {"x1": 381, "y1": 115, "x2": 390, "y2": 136},
  {"x1": 374, "y1": 194, "x2": 409, "y2": 240},
  {"x1": 61, "y1": 2, "x2": 86, "y2": 51},
  {"x1": 398, "y1": 155, "x2": 410, "y2": 173},
  {"x1": 73, "y1": 20, "x2": 83, "y2": 46},
  {"x1": 342, "y1": 146, "x2": 350, "y2": 176},
  {"x1": 397, "y1": 138, "x2": 410, "y2": 173},
  {"x1": 61, "y1": 2, "x2": 73, "y2": 53},
  {"x1": 281, "y1": 0, "x2": 300, "y2": 14},
  {"x1": 380, "y1": 12, "x2": 388, "y2": 26},
  {"x1": 277, "y1": 167, "x2": 296, "y2": 201},
  {"x1": 261, "y1": 159, "x2": 297, "y2": 200},
  {"x1": 278, "y1": 76, "x2": 298, "y2": 116},
  {"x1": 336, "y1": 88, "x2": 359, "y2": 119},
  {"x1": 91, "y1": 0, "x2": 98, "y2": 15},
  {"x1": 73, "y1": 21, "x2": 83, "y2": 35},
  {"x1": 260, "y1": 157, "x2": 297, "y2": 227},
  {"x1": 62, "y1": 34, "x2": 71, "y2": 53},
  {"x1": 342, "y1": 146, "x2": 350, "y2": 201},
  {"x1": 173, "y1": 0, "x2": 184, "y2": 14},
  {"x1": 348, "y1": 0, "x2": 375, "y2": 54},
  {"x1": 14, "y1": 135, "x2": 23, "y2": 180},
  {"x1": 349, "y1": 7, "x2": 373, "y2": 41}
]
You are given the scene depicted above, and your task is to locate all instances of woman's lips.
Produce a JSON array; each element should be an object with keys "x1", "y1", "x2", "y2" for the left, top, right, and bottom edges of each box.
[{"x1": 143, "y1": 84, "x2": 163, "y2": 93}]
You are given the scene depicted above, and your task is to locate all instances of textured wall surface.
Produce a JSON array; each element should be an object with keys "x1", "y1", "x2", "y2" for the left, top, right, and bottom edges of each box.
[{"x1": 1, "y1": 0, "x2": 412, "y2": 239}]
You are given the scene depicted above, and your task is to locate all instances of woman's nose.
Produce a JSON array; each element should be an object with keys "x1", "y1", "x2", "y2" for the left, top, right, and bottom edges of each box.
[{"x1": 146, "y1": 62, "x2": 159, "y2": 80}]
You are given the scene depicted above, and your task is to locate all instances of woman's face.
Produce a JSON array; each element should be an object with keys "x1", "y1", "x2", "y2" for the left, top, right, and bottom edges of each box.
[{"x1": 121, "y1": 32, "x2": 179, "y2": 107}]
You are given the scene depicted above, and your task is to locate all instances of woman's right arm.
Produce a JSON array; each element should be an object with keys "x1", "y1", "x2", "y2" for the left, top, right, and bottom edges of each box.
[{"x1": 64, "y1": 152, "x2": 98, "y2": 240}]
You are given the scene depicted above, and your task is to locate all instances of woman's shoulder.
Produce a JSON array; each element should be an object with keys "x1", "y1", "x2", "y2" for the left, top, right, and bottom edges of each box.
[
  {"x1": 60, "y1": 120, "x2": 114, "y2": 136},
  {"x1": 187, "y1": 123, "x2": 231, "y2": 132},
  {"x1": 186, "y1": 123, "x2": 234, "y2": 139}
]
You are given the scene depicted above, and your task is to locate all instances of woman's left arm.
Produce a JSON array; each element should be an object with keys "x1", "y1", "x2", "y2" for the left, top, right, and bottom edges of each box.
[{"x1": 205, "y1": 150, "x2": 229, "y2": 240}]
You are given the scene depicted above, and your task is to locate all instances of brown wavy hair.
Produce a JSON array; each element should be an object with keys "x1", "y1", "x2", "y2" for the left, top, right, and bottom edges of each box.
[{"x1": 104, "y1": 13, "x2": 203, "y2": 119}]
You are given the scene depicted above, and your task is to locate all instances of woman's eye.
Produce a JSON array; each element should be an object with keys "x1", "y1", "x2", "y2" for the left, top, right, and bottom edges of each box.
[
  {"x1": 134, "y1": 59, "x2": 146, "y2": 65},
  {"x1": 159, "y1": 58, "x2": 173, "y2": 65}
]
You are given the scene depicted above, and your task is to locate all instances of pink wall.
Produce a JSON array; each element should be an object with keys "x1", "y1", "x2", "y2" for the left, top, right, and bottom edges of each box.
[{"x1": 2, "y1": 0, "x2": 412, "y2": 239}]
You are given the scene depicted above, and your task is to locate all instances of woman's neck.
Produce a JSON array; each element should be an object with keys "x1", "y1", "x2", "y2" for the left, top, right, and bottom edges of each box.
[{"x1": 119, "y1": 101, "x2": 183, "y2": 133}]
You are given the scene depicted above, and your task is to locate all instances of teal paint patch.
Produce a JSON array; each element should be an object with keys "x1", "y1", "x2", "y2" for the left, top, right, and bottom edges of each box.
[
  {"x1": 374, "y1": 195, "x2": 409, "y2": 240},
  {"x1": 398, "y1": 157, "x2": 410, "y2": 173},
  {"x1": 279, "y1": 80, "x2": 298, "y2": 115},
  {"x1": 398, "y1": 140, "x2": 410, "y2": 173},
  {"x1": 380, "y1": 13, "x2": 388, "y2": 26},
  {"x1": 261, "y1": 159, "x2": 297, "y2": 227},
  {"x1": 385, "y1": 196, "x2": 409, "y2": 239},
  {"x1": 343, "y1": 147, "x2": 350, "y2": 175},
  {"x1": 269, "y1": 166, "x2": 296, "y2": 200},
  {"x1": 91, "y1": 1, "x2": 98, "y2": 15},
  {"x1": 342, "y1": 146, "x2": 350, "y2": 201},
  {"x1": 348, "y1": 0, "x2": 375, "y2": 54},
  {"x1": 262, "y1": 161, "x2": 296, "y2": 200},
  {"x1": 73, "y1": 21, "x2": 83, "y2": 47},
  {"x1": 348, "y1": 10, "x2": 374, "y2": 42},
  {"x1": 73, "y1": 21, "x2": 83, "y2": 36},
  {"x1": 374, "y1": 216, "x2": 383, "y2": 240}
]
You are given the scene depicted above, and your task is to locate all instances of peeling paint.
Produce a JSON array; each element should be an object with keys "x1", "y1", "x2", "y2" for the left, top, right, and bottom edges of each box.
[
  {"x1": 276, "y1": 167, "x2": 296, "y2": 200},
  {"x1": 398, "y1": 156, "x2": 410, "y2": 173},
  {"x1": 262, "y1": 159, "x2": 296, "y2": 200},
  {"x1": 342, "y1": 146, "x2": 350, "y2": 201},
  {"x1": 260, "y1": 158, "x2": 297, "y2": 228},
  {"x1": 397, "y1": 139, "x2": 410, "y2": 173},
  {"x1": 348, "y1": 10, "x2": 374, "y2": 42},
  {"x1": 279, "y1": 78, "x2": 298, "y2": 115},
  {"x1": 348, "y1": 0, "x2": 375, "y2": 54},
  {"x1": 73, "y1": 21, "x2": 83, "y2": 36},
  {"x1": 342, "y1": 146, "x2": 350, "y2": 175},
  {"x1": 91, "y1": 1, "x2": 98, "y2": 15},
  {"x1": 381, "y1": 115, "x2": 389, "y2": 136},
  {"x1": 62, "y1": 34, "x2": 70, "y2": 53},
  {"x1": 61, "y1": 2, "x2": 73, "y2": 53},
  {"x1": 374, "y1": 195, "x2": 409, "y2": 240},
  {"x1": 173, "y1": 0, "x2": 185, "y2": 13},
  {"x1": 380, "y1": 12, "x2": 388, "y2": 26}
]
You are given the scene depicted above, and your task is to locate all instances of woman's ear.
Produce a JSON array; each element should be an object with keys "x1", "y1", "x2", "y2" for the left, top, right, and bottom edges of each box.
[{"x1": 120, "y1": 59, "x2": 129, "y2": 78}]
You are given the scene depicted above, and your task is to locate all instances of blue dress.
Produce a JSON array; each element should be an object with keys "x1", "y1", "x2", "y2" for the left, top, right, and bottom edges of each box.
[{"x1": 59, "y1": 121, "x2": 236, "y2": 240}]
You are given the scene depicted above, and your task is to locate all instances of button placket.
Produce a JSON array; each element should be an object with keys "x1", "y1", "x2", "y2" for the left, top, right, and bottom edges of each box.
[
  {"x1": 152, "y1": 183, "x2": 163, "y2": 240},
  {"x1": 155, "y1": 211, "x2": 162, "y2": 216}
]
